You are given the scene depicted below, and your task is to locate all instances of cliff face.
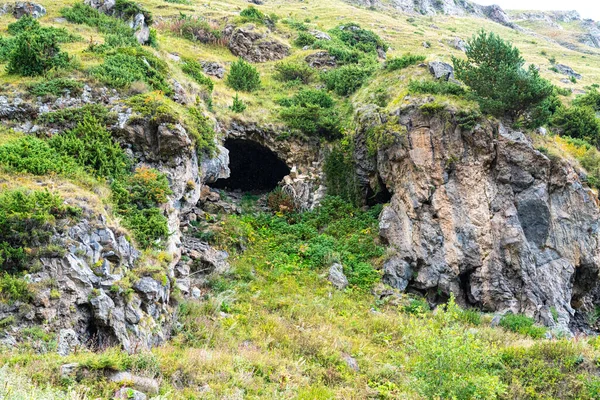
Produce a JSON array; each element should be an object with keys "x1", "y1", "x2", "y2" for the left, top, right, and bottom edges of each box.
[{"x1": 356, "y1": 104, "x2": 600, "y2": 331}]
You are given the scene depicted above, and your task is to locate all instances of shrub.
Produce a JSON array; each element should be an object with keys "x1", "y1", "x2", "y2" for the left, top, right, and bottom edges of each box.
[
  {"x1": 113, "y1": 0, "x2": 153, "y2": 25},
  {"x1": 29, "y1": 78, "x2": 83, "y2": 97},
  {"x1": 226, "y1": 58, "x2": 260, "y2": 92},
  {"x1": 112, "y1": 167, "x2": 171, "y2": 248},
  {"x1": 6, "y1": 28, "x2": 70, "y2": 76},
  {"x1": 181, "y1": 58, "x2": 214, "y2": 92},
  {"x1": 161, "y1": 14, "x2": 223, "y2": 45},
  {"x1": 273, "y1": 61, "x2": 313, "y2": 84},
  {"x1": 266, "y1": 187, "x2": 296, "y2": 214},
  {"x1": 407, "y1": 79, "x2": 467, "y2": 96},
  {"x1": 294, "y1": 32, "x2": 316, "y2": 47},
  {"x1": 322, "y1": 64, "x2": 375, "y2": 96},
  {"x1": 499, "y1": 313, "x2": 547, "y2": 338},
  {"x1": 0, "y1": 189, "x2": 79, "y2": 273},
  {"x1": 385, "y1": 54, "x2": 426, "y2": 71},
  {"x1": 279, "y1": 89, "x2": 342, "y2": 140},
  {"x1": 551, "y1": 106, "x2": 600, "y2": 146},
  {"x1": 90, "y1": 47, "x2": 171, "y2": 93},
  {"x1": 37, "y1": 104, "x2": 113, "y2": 128},
  {"x1": 230, "y1": 94, "x2": 247, "y2": 113},
  {"x1": 0, "y1": 273, "x2": 32, "y2": 303},
  {"x1": 239, "y1": 6, "x2": 275, "y2": 26},
  {"x1": 7, "y1": 15, "x2": 79, "y2": 43},
  {"x1": 48, "y1": 115, "x2": 132, "y2": 179},
  {"x1": 453, "y1": 30, "x2": 554, "y2": 123},
  {"x1": 323, "y1": 145, "x2": 361, "y2": 206},
  {"x1": 573, "y1": 88, "x2": 600, "y2": 111},
  {"x1": 329, "y1": 23, "x2": 388, "y2": 53}
]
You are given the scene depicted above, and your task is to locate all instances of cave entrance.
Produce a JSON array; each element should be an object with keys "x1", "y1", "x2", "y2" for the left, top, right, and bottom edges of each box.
[{"x1": 212, "y1": 139, "x2": 291, "y2": 192}]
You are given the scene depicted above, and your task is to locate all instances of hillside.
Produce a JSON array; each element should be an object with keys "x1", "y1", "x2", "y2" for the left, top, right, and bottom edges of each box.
[{"x1": 2, "y1": 0, "x2": 600, "y2": 399}]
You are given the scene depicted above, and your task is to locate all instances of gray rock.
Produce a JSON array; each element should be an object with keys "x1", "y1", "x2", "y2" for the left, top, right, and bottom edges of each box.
[
  {"x1": 84, "y1": 0, "x2": 115, "y2": 13},
  {"x1": 428, "y1": 61, "x2": 454, "y2": 80},
  {"x1": 422, "y1": 41, "x2": 431, "y2": 48},
  {"x1": 381, "y1": 255, "x2": 412, "y2": 291},
  {"x1": 57, "y1": 329, "x2": 80, "y2": 356},
  {"x1": 60, "y1": 363, "x2": 80, "y2": 379},
  {"x1": 447, "y1": 37, "x2": 467, "y2": 52},
  {"x1": 310, "y1": 30, "x2": 331, "y2": 41},
  {"x1": 305, "y1": 51, "x2": 337, "y2": 69},
  {"x1": 227, "y1": 26, "x2": 290, "y2": 63},
  {"x1": 553, "y1": 63, "x2": 582, "y2": 79},
  {"x1": 201, "y1": 61, "x2": 225, "y2": 79},
  {"x1": 131, "y1": 13, "x2": 150, "y2": 45},
  {"x1": 328, "y1": 263, "x2": 348, "y2": 290},
  {"x1": 490, "y1": 315, "x2": 502, "y2": 327},
  {"x1": 134, "y1": 277, "x2": 165, "y2": 303},
  {"x1": 191, "y1": 287, "x2": 201, "y2": 299},
  {"x1": 115, "y1": 388, "x2": 147, "y2": 400},
  {"x1": 5, "y1": 1, "x2": 46, "y2": 18},
  {"x1": 109, "y1": 371, "x2": 159, "y2": 395},
  {"x1": 341, "y1": 353, "x2": 359, "y2": 372}
]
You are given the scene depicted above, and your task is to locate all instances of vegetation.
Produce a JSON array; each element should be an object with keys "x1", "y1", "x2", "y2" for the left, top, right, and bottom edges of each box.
[
  {"x1": 499, "y1": 313, "x2": 548, "y2": 339},
  {"x1": 29, "y1": 78, "x2": 83, "y2": 97},
  {"x1": 552, "y1": 106, "x2": 600, "y2": 146},
  {"x1": 273, "y1": 61, "x2": 313, "y2": 84},
  {"x1": 0, "y1": 189, "x2": 79, "y2": 273},
  {"x1": 322, "y1": 64, "x2": 375, "y2": 96},
  {"x1": 229, "y1": 94, "x2": 247, "y2": 113},
  {"x1": 408, "y1": 79, "x2": 467, "y2": 96},
  {"x1": 162, "y1": 13, "x2": 223, "y2": 45},
  {"x1": 385, "y1": 53, "x2": 426, "y2": 71},
  {"x1": 453, "y1": 31, "x2": 554, "y2": 124},
  {"x1": 181, "y1": 57, "x2": 214, "y2": 92},
  {"x1": 278, "y1": 89, "x2": 342, "y2": 140},
  {"x1": 226, "y1": 58, "x2": 261, "y2": 92}
]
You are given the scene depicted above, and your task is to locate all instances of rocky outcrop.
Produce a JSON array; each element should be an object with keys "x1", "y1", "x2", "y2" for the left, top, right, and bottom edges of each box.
[
  {"x1": 355, "y1": 103, "x2": 600, "y2": 332},
  {"x1": 306, "y1": 51, "x2": 337, "y2": 70},
  {"x1": 0, "y1": 2, "x2": 46, "y2": 18},
  {"x1": 84, "y1": 0, "x2": 151, "y2": 45},
  {"x1": 0, "y1": 207, "x2": 172, "y2": 353},
  {"x1": 225, "y1": 25, "x2": 290, "y2": 63},
  {"x1": 553, "y1": 64, "x2": 582, "y2": 79}
]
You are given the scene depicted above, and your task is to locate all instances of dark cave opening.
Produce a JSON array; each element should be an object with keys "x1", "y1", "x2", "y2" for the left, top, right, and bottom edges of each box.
[
  {"x1": 212, "y1": 139, "x2": 291, "y2": 192},
  {"x1": 366, "y1": 176, "x2": 392, "y2": 206}
]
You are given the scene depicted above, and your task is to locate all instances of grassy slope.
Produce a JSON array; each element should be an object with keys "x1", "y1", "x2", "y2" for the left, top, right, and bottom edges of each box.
[{"x1": 2, "y1": 1, "x2": 600, "y2": 399}]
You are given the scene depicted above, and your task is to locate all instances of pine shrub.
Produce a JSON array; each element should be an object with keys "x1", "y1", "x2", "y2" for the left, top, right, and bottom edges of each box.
[
  {"x1": 226, "y1": 58, "x2": 260, "y2": 92},
  {"x1": 385, "y1": 54, "x2": 426, "y2": 71},
  {"x1": 273, "y1": 61, "x2": 313, "y2": 84}
]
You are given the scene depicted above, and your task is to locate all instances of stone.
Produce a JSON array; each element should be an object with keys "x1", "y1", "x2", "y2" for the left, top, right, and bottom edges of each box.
[
  {"x1": 310, "y1": 30, "x2": 331, "y2": 41},
  {"x1": 490, "y1": 315, "x2": 502, "y2": 327},
  {"x1": 422, "y1": 41, "x2": 431, "y2": 48},
  {"x1": 201, "y1": 145, "x2": 230, "y2": 183},
  {"x1": 191, "y1": 287, "x2": 201, "y2": 299},
  {"x1": 115, "y1": 388, "x2": 147, "y2": 400},
  {"x1": 7, "y1": 1, "x2": 46, "y2": 18},
  {"x1": 328, "y1": 263, "x2": 348, "y2": 290},
  {"x1": 341, "y1": 353, "x2": 359, "y2": 372},
  {"x1": 134, "y1": 277, "x2": 165, "y2": 303},
  {"x1": 109, "y1": 371, "x2": 159, "y2": 395},
  {"x1": 553, "y1": 63, "x2": 582, "y2": 79},
  {"x1": 57, "y1": 329, "x2": 80, "y2": 356},
  {"x1": 131, "y1": 13, "x2": 150, "y2": 45},
  {"x1": 447, "y1": 37, "x2": 467, "y2": 52},
  {"x1": 90, "y1": 290, "x2": 114, "y2": 326},
  {"x1": 201, "y1": 61, "x2": 226, "y2": 79},
  {"x1": 84, "y1": 0, "x2": 115, "y2": 13},
  {"x1": 305, "y1": 51, "x2": 337, "y2": 69},
  {"x1": 227, "y1": 26, "x2": 290, "y2": 63},
  {"x1": 428, "y1": 61, "x2": 454, "y2": 80},
  {"x1": 60, "y1": 363, "x2": 80, "y2": 379}
]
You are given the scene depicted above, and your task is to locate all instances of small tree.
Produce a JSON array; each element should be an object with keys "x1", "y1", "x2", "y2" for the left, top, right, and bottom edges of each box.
[
  {"x1": 7, "y1": 29, "x2": 70, "y2": 76},
  {"x1": 453, "y1": 31, "x2": 553, "y2": 123},
  {"x1": 226, "y1": 58, "x2": 260, "y2": 92},
  {"x1": 552, "y1": 106, "x2": 600, "y2": 146}
]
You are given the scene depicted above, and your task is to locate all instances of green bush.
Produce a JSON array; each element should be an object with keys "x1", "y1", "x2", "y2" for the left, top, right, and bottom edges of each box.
[
  {"x1": 329, "y1": 23, "x2": 388, "y2": 54},
  {"x1": 90, "y1": 47, "x2": 171, "y2": 93},
  {"x1": 551, "y1": 106, "x2": 600, "y2": 146},
  {"x1": 573, "y1": 88, "x2": 600, "y2": 111},
  {"x1": 48, "y1": 115, "x2": 132, "y2": 179},
  {"x1": 499, "y1": 313, "x2": 547, "y2": 339},
  {"x1": 113, "y1": 0, "x2": 153, "y2": 25},
  {"x1": 37, "y1": 104, "x2": 113, "y2": 128},
  {"x1": 61, "y1": 3, "x2": 137, "y2": 48},
  {"x1": 112, "y1": 167, "x2": 171, "y2": 248},
  {"x1": 226, "y1": 58, "x2": 260, "y2": 92},
  {"x1": 7, "y1": 15, "x2": 79, "y2": 43},
  {"x1": 322, "y1": 64, "x2": 374, "y2": 96},
  {"x1": 273, "y1": 61, "x2": 313, "y2": 84},
  {"x1": 453, "y1": 30, "x2": 553, "y2": 123},
  {"x1": 294, "y1": 32, "x2": 316, "y2": 47},
  {"x1": 6, "y1": 28, "x2": 70, "y2": 76},
  {"x1": 239, "y1": 6, "x2": 274, "y2": 26},
  {"x1": 0, "y1": 36, "x2": 15, "y2": 62},
  {"x1": 181, "y1": 58, "x2": 214, "y2": 92},
  {"x1": 407, "y1": 79, "x2": 467, "y2": 96},
  {"x1": 230, "y1": 94, "x2": 247, "y2": 113},
  {"x1": 0, "y1": 189, "x2": 79, "y2": 273},
  {"x1": 29, "y1": 78, "x2": 83, "y2": 97},
  {"x1": 0, "y1": 273, "x2": 32, "y2": 303},
  {"x1": 385, "y1": 54, "x2": 426, "y2": 71},
  {"x1": 279, "y1": 89, "x2": 342, "y2": 140}
]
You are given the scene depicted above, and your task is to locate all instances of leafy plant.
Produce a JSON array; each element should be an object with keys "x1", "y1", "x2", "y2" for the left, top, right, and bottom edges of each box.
[
  {"x1": 6, "y1": 27, "x2": 70, "y2": 76},
  {"x1": 385, "y1": 54, "x2": 426, "y2": 71},
  {"x1": 294, "y1": 32, "x2": 316, "y2": 47},
  {"x1": 499, "y1": 313, "x2": 547, "y2": 338},
  {"x1": 322, "y1": 64, "x2": 375, "y2": 96},
  {"x1": 230, "y1": 94, "x2": 247, "y2": 113},
  {"x1": 279, "y1": 89, "x2": 342, "y2": 140}
]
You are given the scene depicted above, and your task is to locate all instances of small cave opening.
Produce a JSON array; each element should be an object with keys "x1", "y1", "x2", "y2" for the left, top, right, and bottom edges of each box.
[
  {"x1": 212, "y1": 139, "x2": 291, "y2": 192},
  {"x1": 365, "y1": 176, "x2": 392, "y2": 206}
]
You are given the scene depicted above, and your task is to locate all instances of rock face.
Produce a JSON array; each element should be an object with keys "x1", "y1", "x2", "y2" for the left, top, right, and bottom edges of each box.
[
  {"x1": 226, "y1": 26, "x2": 290, "y2": 63},
  {"x1": 355, "y1": 104, "x2": 600, "y2": 331},
  {"x1": 305, "y1": 51, "x2": 337, "y2": 70},
  {"x1": 553, "y1": 64, "x2": 582, "y2": 79},
  {"x1": 428, "y1": 61, "x2": 454, "y2": 80},
  {"x1": 0, "y1": 2, "x2": 46, "y2": 18}
]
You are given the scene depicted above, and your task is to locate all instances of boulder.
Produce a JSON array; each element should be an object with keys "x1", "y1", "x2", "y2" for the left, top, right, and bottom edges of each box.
[
  {"x1": 428, "y1": 61, "x2": 454, "y2": 80},
  {"x1": 554, "y1": 64, "x2": 582, "y2": 79},
  {"x1": 201, "y1": 61, "x2": 226, "y2": 79},
  {"x1": 201, "y1": 145, "x2": 230, "y2": 183},
  {"x1": 131, "y1": 13, "x2": 150, "y2": 45},
  {"x1": 328, "y1": 263, "x2": 348, "y2": 290},
  {"x1": 447, "y1": 37, "x2": 467, "y2": 52},
  {"x1": 305, "y1": 51, "x2": 337, "y2": 69},
  {"x1": 310, "y1": 30, "x2": 331, "y2": 41},
  {"x1": 1, "y1": 1, "x2": 46, "y2": 18},
  {"x1": 57, "y1": 329, "x2": 80, "y2": 356},
  {"x1": 115, "y1": 388, "x2": 147, "y2": 400},
  {"x1": 84, "y1": 0, "x2": 115, "y2": 13},
  {"x1": 109, "y1": 371, "x2": 159, "y2": 395},
  {"x1": 227, "y1": 26, "x2": 290, "y2": 63}
]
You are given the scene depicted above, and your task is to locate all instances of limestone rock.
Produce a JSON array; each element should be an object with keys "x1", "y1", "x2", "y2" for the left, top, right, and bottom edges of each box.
[
  {"x1": 57, "y1": 329, "x2": 80, "y2": 356},
  {"x1": 447, "y1": 37, "x2": 467, "y2": 51},
  {"x1": 84, "y1": 0, "x2": 115, "y2": 13},
  {"x1": 305, "y1": 51, "x2": 337, "y2": 69},
  {"x1": 0, "y1": 1, "x2": 46, "y2": 18},
  {"x1": 428, "y1": 61, "x2": 454, "y2": 80},
  {"x1": 310, "y1": 30, "x2": 331, "y2": 41},
  {"x1": 227, "y1": 26, "x2": 290, "y2": 62},
  {"x1": 201, "y1": 61, "x2": 226, "y2": 79},
  {"x1": 553, "y1": 63, "x2": 582, "y2": 79},
  {"x1": 328, "y1": 263, "x2": 348, "y2": 290},
  {"x1": 201, "y1": 145, "x2": 230, "y2": 183},
  {"x1": 109, "y1": 371, "x2": 159, "y2": 395}
]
